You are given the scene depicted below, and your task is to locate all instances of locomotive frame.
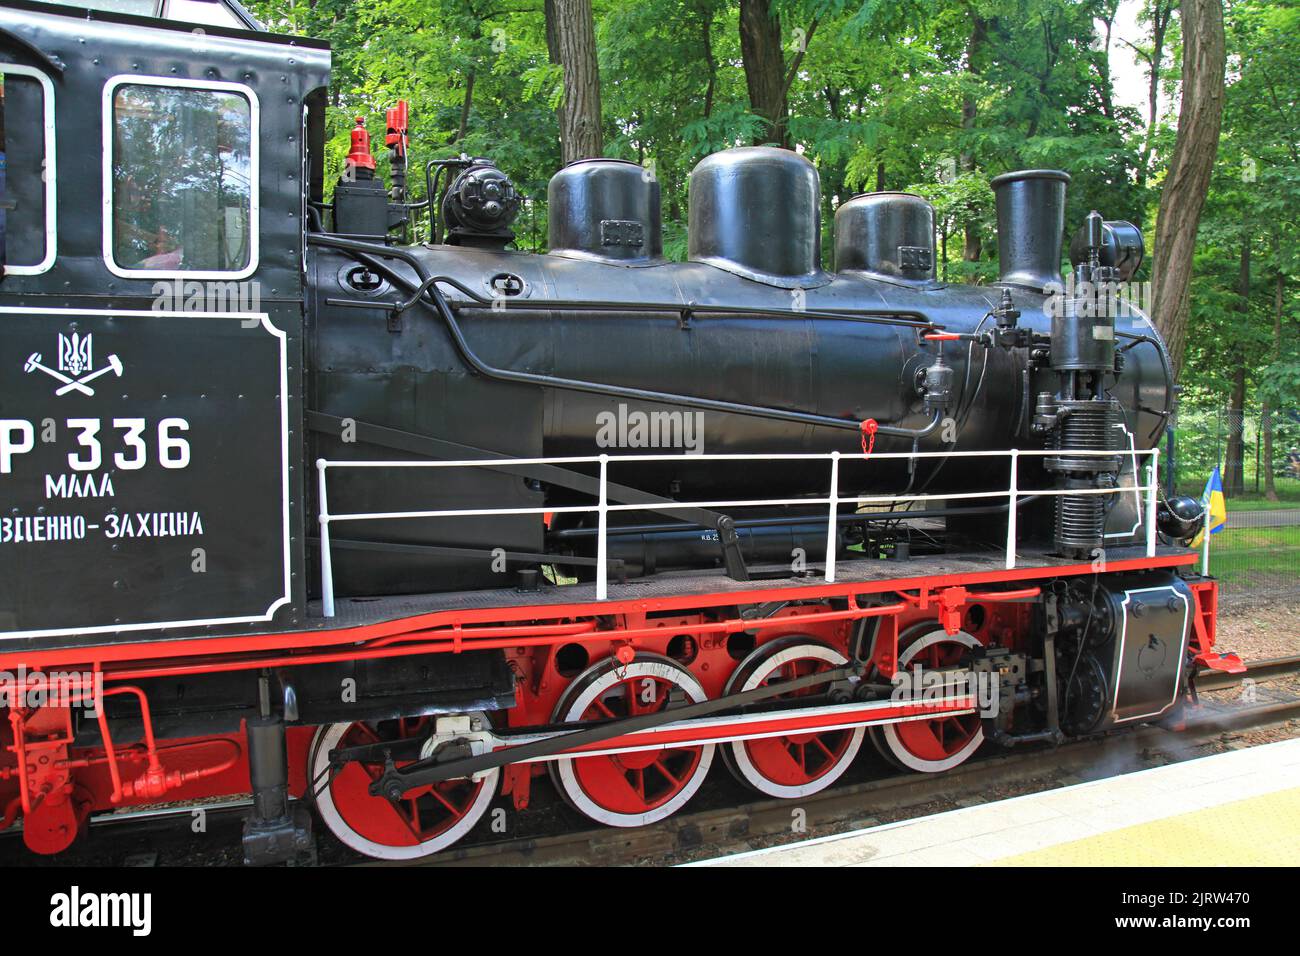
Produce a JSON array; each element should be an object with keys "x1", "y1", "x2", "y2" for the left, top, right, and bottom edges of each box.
[{"x1": 0, "y1": 0, "x2": 1239, "y2": 864}]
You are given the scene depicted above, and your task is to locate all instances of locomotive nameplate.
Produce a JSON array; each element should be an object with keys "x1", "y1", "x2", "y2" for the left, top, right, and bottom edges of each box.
[{"x1": 0, "y1": 307, "x2": 290, "y2": 640}]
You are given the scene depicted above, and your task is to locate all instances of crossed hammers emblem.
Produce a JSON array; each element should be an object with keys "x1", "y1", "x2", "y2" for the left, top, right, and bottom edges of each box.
[{"x1": 25, "y1": 352, "x2": 124, "y2": 397}]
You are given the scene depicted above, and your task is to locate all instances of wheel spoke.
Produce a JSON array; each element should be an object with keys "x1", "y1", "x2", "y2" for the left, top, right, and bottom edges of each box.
[
  {"x1": 426, "y1": 784, "x2": 461, "y2": 815},
  {"x1": 653, "y1": 758, "x2": 682, "y2": 788},
  {"x1": 352, "y1": 723, "x2": 382, "y2": 745},
  {"x1": 812, "y1": 734, "x2": 835, "y2": 761}
]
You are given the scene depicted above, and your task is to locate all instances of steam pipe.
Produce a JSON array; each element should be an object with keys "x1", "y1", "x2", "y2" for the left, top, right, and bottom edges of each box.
[
  {"x1": 548, "y1": 494, "x2": 1043, "y2": 539},
  {"x1": 308, "y1": 233, "x2": 946, "y2": 438}
]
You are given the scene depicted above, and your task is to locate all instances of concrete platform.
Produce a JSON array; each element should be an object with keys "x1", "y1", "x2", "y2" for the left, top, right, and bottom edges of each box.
[{"x1": 693, "y1": 737, "x2": 1300, "y2": 867}]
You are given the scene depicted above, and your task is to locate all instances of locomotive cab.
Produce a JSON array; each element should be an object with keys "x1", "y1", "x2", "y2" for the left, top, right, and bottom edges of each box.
[{"x1": 0, "y1": 1, "x2": 329, "y2": 647}]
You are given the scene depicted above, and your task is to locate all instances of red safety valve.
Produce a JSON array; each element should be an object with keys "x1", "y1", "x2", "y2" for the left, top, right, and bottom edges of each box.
[
  {"x1": 385, "y1": 100, "x2": 409, "y2": 156},
  {"x1": 346, "y1": 116, "x2": 376, "y2": 170}
]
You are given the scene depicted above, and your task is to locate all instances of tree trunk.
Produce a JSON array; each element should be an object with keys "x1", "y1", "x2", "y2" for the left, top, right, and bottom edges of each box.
[
  {"x1": 961, "y1": 14, "x2": 989, "y2": 261},
  {"x1": 1263, "y1": 268, "x2": 1283, "y2": 500},
  {"x1": 1225, "y1": 363, "x2": 1247, "y2": 498},
  {"x1": 739, "y1": 0, "x2": 790, "y2": 148},
  {"x1": 1224, "y1": 232, "x2": 1250, "y2": 498},
  {"x1": 700, "y1": 4, "x2": 717, "y2": 120},
  {"x1": 545, "y1": 0, "x2": 559, "y2": 62},
  {"x1": 456, "y1": 70, "x2": 476, "y2": 143},
  {"x1": 1150, "y1": 0, "x2": 1226, "y2": 379},
  {"x1": 1091, "y1": 2, "x2": 1117, "y2": 120},
  {"x1": 546, "y1": 0, "x2": 603, "y2": 163}
]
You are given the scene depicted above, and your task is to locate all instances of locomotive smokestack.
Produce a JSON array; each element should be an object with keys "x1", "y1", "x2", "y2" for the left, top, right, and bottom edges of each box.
[{"x1": 990, "y1": 169, "x2": 1070, "y2": 292}]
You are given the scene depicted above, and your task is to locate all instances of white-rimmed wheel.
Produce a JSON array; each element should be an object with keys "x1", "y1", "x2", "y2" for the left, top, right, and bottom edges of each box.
[
  {"x1": 310, "y1": 717, "x2": 499, "y2": 860},
  {"x1": 722, "y1": 638, "x2": 865, "y2": 798},
  {"x1": 870, "y1": 623, "x2": 984, "y2": 773},
  {"x1": 549, "y1": 654, "x2": 714, "y2": 827}
]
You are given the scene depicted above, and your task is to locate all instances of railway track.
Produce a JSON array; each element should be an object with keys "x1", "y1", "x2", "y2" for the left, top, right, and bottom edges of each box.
[
  {"x1": 6, "y1": 655, "x2": 1298, "y2": 867},
  {"x1": 1195, "y1": 654, "x2": 1300, "y2": 692}
]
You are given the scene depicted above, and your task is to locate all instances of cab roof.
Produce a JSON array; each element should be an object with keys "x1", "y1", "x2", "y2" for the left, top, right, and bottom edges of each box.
[{"x1": 9, "y1": 0, "x2": 330, "y2": 50}]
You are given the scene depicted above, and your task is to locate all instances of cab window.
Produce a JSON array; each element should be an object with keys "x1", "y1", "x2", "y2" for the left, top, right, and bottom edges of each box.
[
  {"x1": 0, "y1": 67, "x2": 55, "y2": 274},
  {"x1": 109, "y1": 81, "x2": 256, "y2": 275}
]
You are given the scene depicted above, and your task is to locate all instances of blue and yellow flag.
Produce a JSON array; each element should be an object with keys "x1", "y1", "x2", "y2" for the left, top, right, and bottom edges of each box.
[{"x1": 1190, "y1": 466, "x2": 1227, "y2": 547}]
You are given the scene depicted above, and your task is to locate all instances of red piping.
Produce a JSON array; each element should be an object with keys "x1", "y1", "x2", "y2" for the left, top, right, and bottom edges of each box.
[{"x1": 0, "y1": 554, "x2": 1197, "y2": 675}]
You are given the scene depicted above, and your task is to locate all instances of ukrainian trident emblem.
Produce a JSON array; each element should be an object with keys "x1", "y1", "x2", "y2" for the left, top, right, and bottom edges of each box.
[{"x1": 59, "y1": 332, "x2": 93, "y2": 376}]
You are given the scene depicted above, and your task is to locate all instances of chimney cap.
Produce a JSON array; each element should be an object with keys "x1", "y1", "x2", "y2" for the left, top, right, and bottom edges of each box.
[{"x1": 990, "y1": 168, "x2": 1071, "y2": 189}]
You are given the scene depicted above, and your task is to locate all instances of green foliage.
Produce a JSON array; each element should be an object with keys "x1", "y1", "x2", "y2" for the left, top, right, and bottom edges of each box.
[
  {"x1": 1180, "y1": 0, "x2": 1300, "y2": 431},
  {"x1": 246, "y1": 0, "x2": 1296, "y2": 428}
]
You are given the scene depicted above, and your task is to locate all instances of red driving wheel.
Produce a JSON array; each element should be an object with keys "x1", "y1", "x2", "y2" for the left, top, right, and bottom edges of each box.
[
  {"x1": 550, "y1": 655, "x2": 714, "y2": 827},
  {"x1": 723, "y1": 639, "x2": 865, "y2": 798},
  {"x1": 871, "y1": 623, "x2": 985, "y2": 773},
  {"x1": 311, "y1": 716, "x2": 499, "y2": 860}
]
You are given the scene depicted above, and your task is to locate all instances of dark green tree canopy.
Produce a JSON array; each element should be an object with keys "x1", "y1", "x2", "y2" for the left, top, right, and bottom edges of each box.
[{"x1": 250, "y1": 0, "x2": 1299, "y2": 474}]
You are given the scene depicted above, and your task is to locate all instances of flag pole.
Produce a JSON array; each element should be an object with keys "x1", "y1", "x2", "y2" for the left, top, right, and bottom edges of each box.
[{"x1": 1201, "y1": 496, "x2": 1211, "y2": 575}]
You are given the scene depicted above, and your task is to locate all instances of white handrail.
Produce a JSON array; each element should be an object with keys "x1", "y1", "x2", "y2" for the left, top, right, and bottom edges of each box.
[
  {"x1": 315, "y1": 445, "x2": 1160, "y2": 616},
  {"x1": 1005, "y1": 449, "x2": 1020, "y2": 571},
  {"x1": 317, "y1": 458, "x2": 336, "y2": 618}
]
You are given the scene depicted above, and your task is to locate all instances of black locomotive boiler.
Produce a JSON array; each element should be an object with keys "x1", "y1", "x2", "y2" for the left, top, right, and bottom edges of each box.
[
  {"x1": 312, "y1": 145, "x2": 1168, "y2": 590},
  {"x1": 0, "y1": 0, "x2": 1230, "y2": 864}
]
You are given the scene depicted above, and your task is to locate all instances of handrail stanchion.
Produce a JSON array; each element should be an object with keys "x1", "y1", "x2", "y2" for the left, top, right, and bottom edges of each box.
[
  {"x1": 1005, "y1": 449, "x2": 1019, "y2": 570},
  {"x1": 1145, "y1": 448, "x2": 1159, "y2": 557},
  {"x1": 317, "y1": 459, "x2": 336, "y2": 619},
  {"x1": 824, "y1": 451, "x2": 840, "y2": 583},
  {"x1": 596, "y1": 454, "x2": 609, "y2": 601}
]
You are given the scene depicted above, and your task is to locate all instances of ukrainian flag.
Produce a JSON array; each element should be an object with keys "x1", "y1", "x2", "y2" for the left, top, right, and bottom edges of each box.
[{"x1": 1190, "y1": 466, "x2": 1227, "y2": 547}]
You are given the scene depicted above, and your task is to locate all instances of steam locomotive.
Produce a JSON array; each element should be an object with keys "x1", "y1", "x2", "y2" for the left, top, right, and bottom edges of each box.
[{"x1": 0, "y1": 0, "x2": 1237, "y2": 864}]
